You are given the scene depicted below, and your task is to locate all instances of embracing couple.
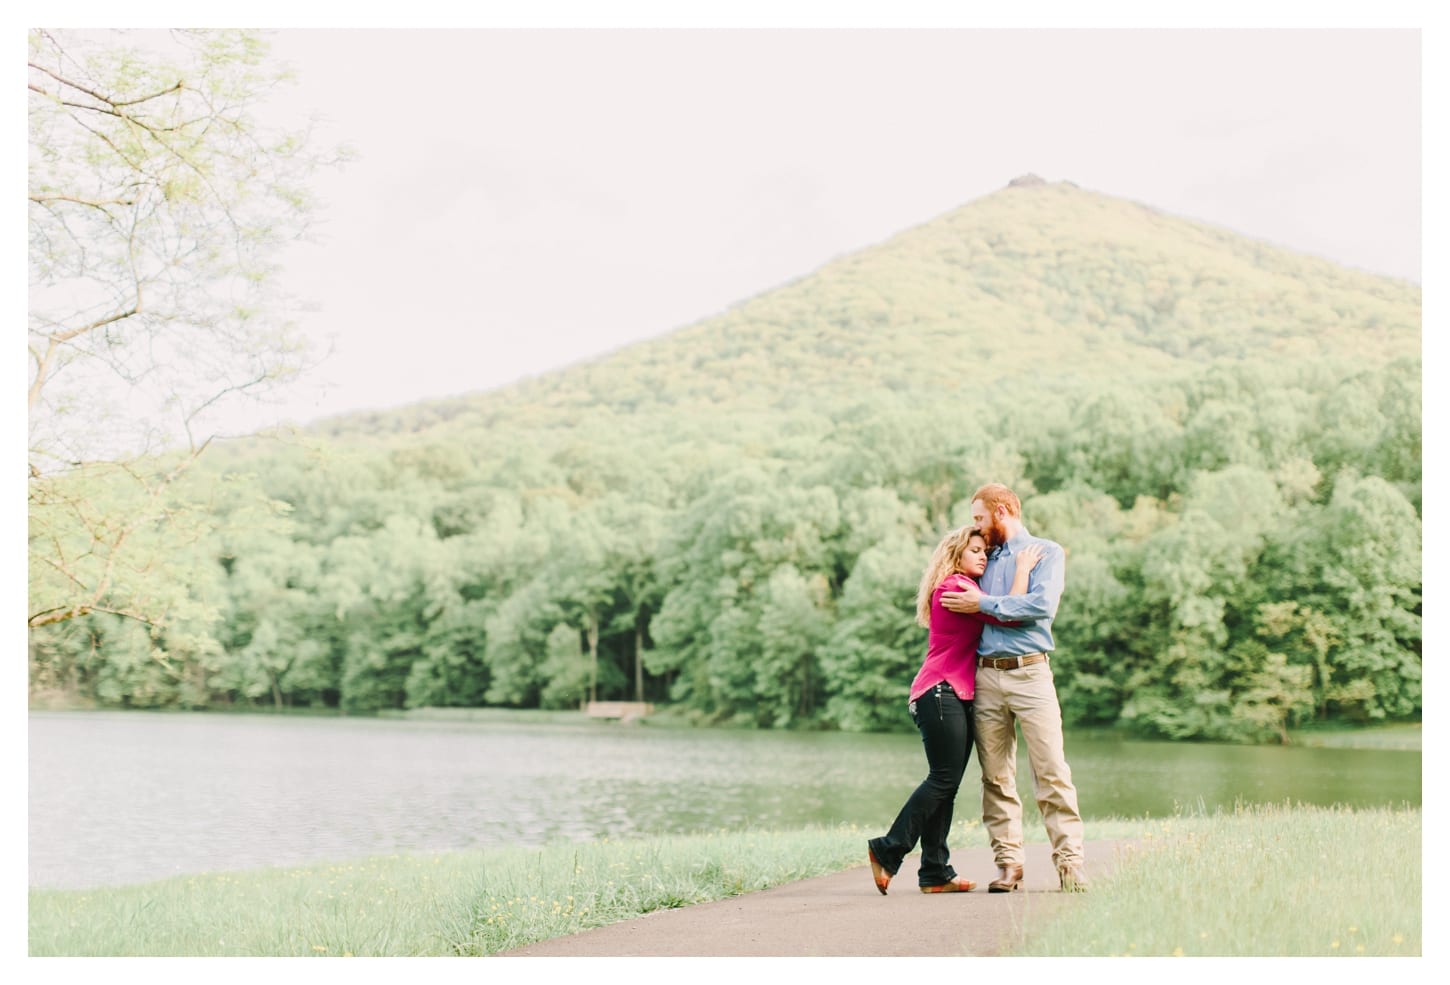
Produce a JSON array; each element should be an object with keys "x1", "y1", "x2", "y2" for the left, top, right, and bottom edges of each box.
[{"x1": 867, "y1": 482, "x2": 1087, "y2": 896}]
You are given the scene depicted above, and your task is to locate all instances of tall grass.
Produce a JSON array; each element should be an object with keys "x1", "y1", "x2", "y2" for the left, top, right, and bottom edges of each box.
[
  {"x1": 28, "y1": 825, "x2": 875, "y2": 956},
  {"x1": 1014, "y1": 802, "x2": 1421, "y2": 957}
]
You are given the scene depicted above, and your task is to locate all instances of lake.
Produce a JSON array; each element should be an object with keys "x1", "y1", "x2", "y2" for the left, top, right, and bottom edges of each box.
[{"x1": 28, "y1": 710, "x2": 1421, "y2": 890}]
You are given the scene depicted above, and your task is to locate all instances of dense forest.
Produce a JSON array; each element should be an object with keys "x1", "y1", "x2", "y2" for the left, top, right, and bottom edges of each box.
[{"x1": 28, "y1": 179, "x2": 1422, "y2": 743}]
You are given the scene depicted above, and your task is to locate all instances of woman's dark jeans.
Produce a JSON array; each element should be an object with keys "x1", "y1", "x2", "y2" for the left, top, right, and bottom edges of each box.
[{"x1": 868, "y1": 682, "x2": 974, "y2": 887}]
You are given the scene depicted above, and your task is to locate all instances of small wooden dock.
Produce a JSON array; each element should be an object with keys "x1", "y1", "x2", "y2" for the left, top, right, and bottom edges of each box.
[{"x1": 585, "y1": 701, "x2": 654, "y2": 723}]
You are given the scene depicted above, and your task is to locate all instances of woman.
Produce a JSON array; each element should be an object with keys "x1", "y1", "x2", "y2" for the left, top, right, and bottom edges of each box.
[{"x1": 867, "y1": 525, "x2": 1041, "y2": 894}]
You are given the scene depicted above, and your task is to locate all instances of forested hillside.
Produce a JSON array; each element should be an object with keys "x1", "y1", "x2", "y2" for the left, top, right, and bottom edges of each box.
[{"x1": 28, "y1": 178, "x2": 1422, "y2": 742}]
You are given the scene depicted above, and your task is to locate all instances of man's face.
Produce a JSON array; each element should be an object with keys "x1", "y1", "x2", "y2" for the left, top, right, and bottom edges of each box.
[{"x1": 970, "y1": 499, "x2": 1004, "y2": 547}]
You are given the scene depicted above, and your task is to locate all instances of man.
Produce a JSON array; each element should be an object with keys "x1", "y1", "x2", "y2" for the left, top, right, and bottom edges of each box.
[{"x1": 939, "y1": 482, "x2": 1087, "y2": 893}]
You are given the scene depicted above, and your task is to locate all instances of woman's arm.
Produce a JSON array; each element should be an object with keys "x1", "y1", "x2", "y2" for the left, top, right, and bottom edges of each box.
[
  {"x1": 983, "y1": 543, "x2": 1064, "y2": 623},
  {"x1": 1010, "y1": 544, "x2": 1044, "y2": 595},
  {"x1": 979, "y1": 544, "x2": 1045, "y2": 626}
]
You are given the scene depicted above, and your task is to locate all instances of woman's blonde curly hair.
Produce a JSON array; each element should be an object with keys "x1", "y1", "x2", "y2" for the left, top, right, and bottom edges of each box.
[{"x1": 914, "y1": 525, "x2": 986, "y2": 628}]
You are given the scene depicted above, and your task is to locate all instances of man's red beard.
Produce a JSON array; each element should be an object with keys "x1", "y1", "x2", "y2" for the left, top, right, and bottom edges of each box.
[{"x1": 984, "y1": 517, "x2": 1007, "y2": 547}]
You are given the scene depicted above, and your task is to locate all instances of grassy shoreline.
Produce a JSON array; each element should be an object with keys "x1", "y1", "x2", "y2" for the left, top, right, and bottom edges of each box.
[
  {"x1": 29, "y1": 824, "x2": 882, "y2": 957},
  {"x1": 28, "y1": 804, "x2": 1421, "y2": 957}
]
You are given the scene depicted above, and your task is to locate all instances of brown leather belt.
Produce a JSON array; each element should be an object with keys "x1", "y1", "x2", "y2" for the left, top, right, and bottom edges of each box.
[{"x1": 976, "y1": 653, "x2": 1049, "y2": 670}]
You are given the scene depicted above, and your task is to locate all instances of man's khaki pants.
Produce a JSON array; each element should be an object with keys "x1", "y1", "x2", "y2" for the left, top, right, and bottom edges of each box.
[{"x1": 973, "y1": 658, "x2": 1085, "y2": 872}]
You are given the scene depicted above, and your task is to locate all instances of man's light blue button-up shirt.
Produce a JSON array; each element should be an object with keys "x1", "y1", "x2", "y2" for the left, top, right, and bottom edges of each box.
[{"x1": 976, "y1": 528, "x2": 1065, "y2": 658}]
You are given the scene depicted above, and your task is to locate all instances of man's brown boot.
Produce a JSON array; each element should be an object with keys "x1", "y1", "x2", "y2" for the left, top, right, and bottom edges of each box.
[{"x1": 988, "y1": 864, "x2": 1023, "y2": 893}]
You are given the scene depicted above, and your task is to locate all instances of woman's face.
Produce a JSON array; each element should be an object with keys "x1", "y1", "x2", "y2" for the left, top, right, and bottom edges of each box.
[{"x1": 958, "y1": 535, "x2": 989, "y2": 578}]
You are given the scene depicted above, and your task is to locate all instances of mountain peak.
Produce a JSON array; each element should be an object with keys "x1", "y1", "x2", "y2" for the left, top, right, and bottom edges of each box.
[{"x1": 1003, "y1": 172, "x2": 1081, "y2": 191}]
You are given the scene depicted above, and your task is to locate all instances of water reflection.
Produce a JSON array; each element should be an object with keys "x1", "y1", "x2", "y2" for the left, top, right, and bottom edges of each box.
[{"x1": 28, "y1": 711, "x2": 1419, "y2": 890}]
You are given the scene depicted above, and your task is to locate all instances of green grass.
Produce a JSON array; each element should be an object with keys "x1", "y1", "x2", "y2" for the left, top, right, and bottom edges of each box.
[
  {"x1": 28, "y1": 806, "x2": 1421, "y2": 957},
  {"x1": 27, "y1": 825, "x2": 876, "y2": 956},
  {"x1": 1014, "y1": 802, "x2": 1421, "y2": 957}
]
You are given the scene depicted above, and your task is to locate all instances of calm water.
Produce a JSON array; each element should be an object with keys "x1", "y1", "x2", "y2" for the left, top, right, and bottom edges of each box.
[{"x1": 28, "y1": 710, "x2": 1420, "y2": 890}]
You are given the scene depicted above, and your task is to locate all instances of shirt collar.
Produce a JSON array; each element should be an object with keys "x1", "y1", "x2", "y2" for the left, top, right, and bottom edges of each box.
[{"x1": 991, "y1": 528, "x2": 1033, "y2": 560}]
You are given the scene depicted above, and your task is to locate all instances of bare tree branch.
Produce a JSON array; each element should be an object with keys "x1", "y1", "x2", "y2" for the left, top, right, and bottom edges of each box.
[
  {"x1": 29, "y1": 299, "x2": 142, "y2": 411},
  {"x1": 27, "y1": 62, "x2": 184, "y2": 112},
  {"x1": 28, "y1": 28, "x2": 338, "y2": 635},
  {"x1": 29, "y1": 193, "x2": 136, "y2": 208}
]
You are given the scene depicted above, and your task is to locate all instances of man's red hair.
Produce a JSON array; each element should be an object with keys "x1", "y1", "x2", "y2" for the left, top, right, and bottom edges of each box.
[{"x1": 972, "y1": 483, "x2": 1021, "y2": 518}]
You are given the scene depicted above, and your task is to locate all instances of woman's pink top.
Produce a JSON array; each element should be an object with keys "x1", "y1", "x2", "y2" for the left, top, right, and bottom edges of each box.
[{"x1": 908, "y1": 572, "x2": 986, "y2": 702}]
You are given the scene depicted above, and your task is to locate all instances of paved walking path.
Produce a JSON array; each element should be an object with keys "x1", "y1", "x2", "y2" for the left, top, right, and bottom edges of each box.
[{"x1": 497, "y1": 839, "x2": 1137, "y2": 958}]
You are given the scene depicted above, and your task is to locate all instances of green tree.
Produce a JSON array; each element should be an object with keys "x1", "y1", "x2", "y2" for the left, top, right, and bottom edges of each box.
[
  {"x1": 1230, "y1": 650, "x2": 1315, "y2": 744},
  {"x1": 649, "y1": 467, "x2": 842, "y2": 721},
  {"x1": 1254, "y1": 601, "x2": 1340, "y2": 719},
  {"x1": 1119, "y1": 467, "x2": 1289, "y2": 739},
  {"x1": 404, "y1": 599, "x2": 491, "y2": 709},
  {"x1": 1022, "y1": 486, "x2": 1150, "y2": 726},
  {"x1": 1264, "y1": 473, "x2": 1422, "y2": 720},
  {"x1": 215, "y1": 519, "x2": 329, "y2": 708},
  {"x1": 483, "y1": 578, "x2": 562, "y2": 707},
  {"x1": 756, "y1": 565, "x2": 833, "y2": 727},
  {"x1": 593, "y1": 493, "x2": 668, "y2": 702},
  {"x1": 539, "y1": 624, "x2": 592, "y2": 710},
  {"x1": 1027, "y1": 388, "x2": 1180, "y2": 502},
  {"x1": 820, "y1": 534, "x2": 926, "y2": 732}
]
